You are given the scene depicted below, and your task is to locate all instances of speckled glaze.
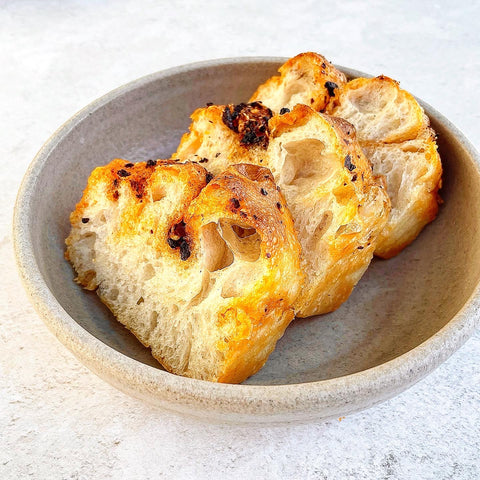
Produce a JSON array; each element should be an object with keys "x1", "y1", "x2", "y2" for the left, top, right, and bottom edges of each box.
[{"x1": 13, "y1": 58, "x2": 480, "y2": 424}]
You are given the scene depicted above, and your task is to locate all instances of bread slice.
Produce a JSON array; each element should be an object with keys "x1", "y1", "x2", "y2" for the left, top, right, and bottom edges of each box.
[
  {"x1": 362, "y1": 128, "x2": 442, "y2": 258},
  {"x1": 66, "y1": 159, "x2": 304, "y2": 383},
  {"x1": 173, "y1": 103, "x2": 391, "y2": 317},
  {"x1": 328, "y1": 76, "x2": 442, "y2": 257},
  {"x1": 249, "y1": 52, "x2": 347, "y2": 114},
  {"x1": 250, "y1": 53, "x2": 442, "y2": 258}
]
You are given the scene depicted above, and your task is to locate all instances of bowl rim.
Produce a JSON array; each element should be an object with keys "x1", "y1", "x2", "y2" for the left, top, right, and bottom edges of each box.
[{"x1": 13, "y1": 56, "x2": 480, "y2": 420}]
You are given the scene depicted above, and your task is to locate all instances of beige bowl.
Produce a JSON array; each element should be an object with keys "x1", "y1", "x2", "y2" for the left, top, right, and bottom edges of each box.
[{"x1": 13, "y1": 58, "x2": 480, "y2": 424}]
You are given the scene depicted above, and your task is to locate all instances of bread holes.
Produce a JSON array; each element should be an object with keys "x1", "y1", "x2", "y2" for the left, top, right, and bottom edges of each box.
[
  {"x1": 310, "y1": 210, "x2": 333, "y2": 245},
  {"x1": 202, "y1": 222, "x2": 234, "y2": 272},
  {"x1": 110, "y1": 287, "x2": 120, "y2": 301},
  {"x1": 279, "y1": 139, "x2": 338, "y2": 188},
  {"x1": 142, "y1": 263, "x2": 156, "y2": 281},
  {"x1": 149, "y1": 311, "x2": 158, "y2": 331},
  {"x1": 218, "y1": 220, "x2": 261, "y2": 263},
  {"x1": 197, "y1": 220, "x2": 263, "y2": 301},
  {"x1": 335, "y1": 222, "x2": 362, "y2": 237},
  {"x1": 151, "y1": 184, "x2": 165, "y2": 202}
]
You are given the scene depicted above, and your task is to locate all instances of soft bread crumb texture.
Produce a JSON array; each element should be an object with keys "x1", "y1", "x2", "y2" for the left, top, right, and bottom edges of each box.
[
  {"x1": 66, "y1": 159, "x2": 304, "y2": 383},
  {"x1": 173, "y1": 103, "x2": 391, "y2": 317},
  {"x1": 251, "y1": 53, "x2": 443, "y2": 259}
]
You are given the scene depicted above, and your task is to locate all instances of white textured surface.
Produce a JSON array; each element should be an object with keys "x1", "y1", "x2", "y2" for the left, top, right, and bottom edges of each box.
[{"x1": 1, "y1": 1, "x2": 479, "y2": 478}]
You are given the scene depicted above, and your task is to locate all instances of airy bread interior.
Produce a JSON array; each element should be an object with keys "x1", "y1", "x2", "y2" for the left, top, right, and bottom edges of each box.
[
  {"x1": 173, "y1": 103, "x2": 391, "y2": 316},
  {"x1": 250, "y1": 54, "x2": 443, "y2": 258},
  {"x1": 66, "y1": 160, "x2": 304, "y2": 383}
]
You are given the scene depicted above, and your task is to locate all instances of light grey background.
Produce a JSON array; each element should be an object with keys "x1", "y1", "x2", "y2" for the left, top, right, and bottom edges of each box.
[{"x1": 1, "y1": 1, "x2": 479, "y2": 478}]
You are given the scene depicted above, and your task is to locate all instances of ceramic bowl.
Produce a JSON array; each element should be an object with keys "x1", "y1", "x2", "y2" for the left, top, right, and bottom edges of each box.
[{"x1": 13, "y1": 57, "x2": 480, "y2": 424}]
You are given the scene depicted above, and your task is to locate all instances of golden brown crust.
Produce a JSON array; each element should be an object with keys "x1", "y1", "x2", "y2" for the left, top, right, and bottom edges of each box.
[{"x1": 250, "y1": 52, "x2": 347, "y2": 113}]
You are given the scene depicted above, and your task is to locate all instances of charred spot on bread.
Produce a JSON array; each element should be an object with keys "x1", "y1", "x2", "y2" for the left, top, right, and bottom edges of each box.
[
  {"x1": 222, "y1": 102, "x2": 273, "y2": 149},
  {"x1": 325, "y1": 81, "x2": 338, "y2": 97},
  {"x1": 205, "y1": 172, "x2": 214, "y2": 184},
  {"x1": 167, "y1": 221, "x2": 191, "y2": 260},
  {"x1": 344, "y1": 154, "x2": 356, "y2": 171},
  {"x1": 230, "y1": 197, "x2": 241, "y2": 209}
]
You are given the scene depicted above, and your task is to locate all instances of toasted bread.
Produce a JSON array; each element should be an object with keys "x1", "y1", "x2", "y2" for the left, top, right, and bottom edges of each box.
[
  {"x1": 249, "y1": 52, "x2": 347, "y2": 114},
  {"x1": 362, "y1": 128, "x2": 442, "y2": 258},
  {"x1": 328, "y1": 76, "x2": 442, "y2": 257},
  {"x1": 173, "y1": 103, "x2": 391, "y2": 317},
  {"x1": 66, "y1": 159, "x2": 304, "y2": 383},
  {"x1": 250, "y1": 53, "x2": 442, "y2": 258}
]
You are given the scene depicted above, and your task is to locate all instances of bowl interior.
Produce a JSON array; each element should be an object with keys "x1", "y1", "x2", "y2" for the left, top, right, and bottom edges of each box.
[{"x1": 28, "y1": 60, "x2": 480, "y2": 386}]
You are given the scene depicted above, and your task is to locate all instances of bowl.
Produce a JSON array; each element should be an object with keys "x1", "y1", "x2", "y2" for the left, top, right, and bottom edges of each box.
[{"x1": 13, "y1": 57, "x2": 480, "y2": 424}]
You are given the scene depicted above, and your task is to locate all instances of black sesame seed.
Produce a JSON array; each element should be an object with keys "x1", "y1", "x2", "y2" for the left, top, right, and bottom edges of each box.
[
  {"x1": 230, "y1": 198, "x2": 240, "y2": 209},
  {"x1": 206, "y1": 172, "x2": 214, "y2": 184},
  {"x1": 352, "y1": 173, "x2": 357, "y2": 181},
  {"x1": 117, "y1": 169, "x2": 131, "y2": 177},
  {"x1": 206, "y1": 102, "x2": 214, "y2": 106},
  {"x1": 279, "y1": 107, "x2": 290, "y2": 115},
  {"x1": 125, "y1": 163, "x2": 134, "y2": 168},
  {"x1": 260, "y1": 188, "x2": 268, "y2": 196},
  {"x1": 276, "y1": 202, "x2": 281, "y2": 210},
  {"x1": 81, "y1": 217, "x2": 89, "y2": 223},
  {"x1": 325, "y1": 81, "x2": 338, "y2": 97},
  {"x1": 146, "y1": 159, "x2": 157, "y2": 167},
  {"x1": 199, "y1": 158, "x2": 209, "y2": 163},
  {"x1": 344, "y1": 154, "x2": 356, "y2": 171},
  {"x1": 357, "y1": 246, "x2": 364, "y2": 250},
  {"x1": 215, "y1": 153, "x2": 221, "y2": 158},
  {"x1": 150, "y1": 229, "x2": 153, "y2": 234},
  {"x1": 266, "y1": 252, "x2": 271, "y2": 258}
]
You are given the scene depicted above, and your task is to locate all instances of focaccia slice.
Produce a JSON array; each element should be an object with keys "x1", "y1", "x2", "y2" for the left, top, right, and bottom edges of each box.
[{"x1": 66, "y1": 159, "x2": 304, "y2": 383}]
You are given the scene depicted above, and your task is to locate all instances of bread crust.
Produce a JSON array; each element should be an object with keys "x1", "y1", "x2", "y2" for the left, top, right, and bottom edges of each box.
[
  {"x1": 248, "y1": 52, "x2": 443, "y2": 259},
  {"x1": 66, "y1": 159, "x2": 304, "y2": 383},
  {"x1": 173, "y1": 103, "x2": 391, "y2": 317},
  {"x1": 249, "y1": 52, "x2": 347, "y2": 114},
  {"x1": 328, "y1": 76, "x2": 442, "y2": 257}
]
